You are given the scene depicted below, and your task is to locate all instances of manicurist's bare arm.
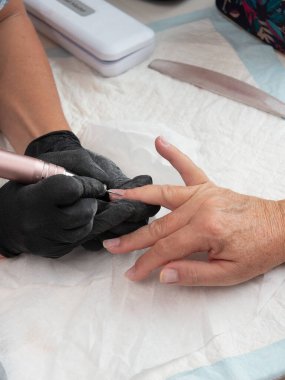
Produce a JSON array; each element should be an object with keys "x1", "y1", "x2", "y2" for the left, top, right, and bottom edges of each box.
[{"x1": 0, "y1": 0, "x2": 70, "y2": 153}]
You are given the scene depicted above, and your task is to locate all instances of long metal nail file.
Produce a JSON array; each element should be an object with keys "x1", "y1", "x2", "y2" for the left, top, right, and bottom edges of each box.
[{"x1": 149, "y1": 59, "x2": 285, "y2": 119}]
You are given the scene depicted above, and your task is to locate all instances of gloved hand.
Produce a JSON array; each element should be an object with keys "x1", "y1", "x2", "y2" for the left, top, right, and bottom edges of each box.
[
  {"x1": 0, "y1": 175, "x2": 105, "y2": 258},
  {"x1": 82, "y1": 176, "x2": 158, "y2": 250},
  {"x1": 25, "y1": 131, "x2": 160, "y2": 250}
]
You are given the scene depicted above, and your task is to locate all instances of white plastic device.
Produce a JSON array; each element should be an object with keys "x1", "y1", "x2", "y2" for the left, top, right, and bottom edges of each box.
[{"x1": 24, "y1": 0, "x2": 155, "y2": 77}]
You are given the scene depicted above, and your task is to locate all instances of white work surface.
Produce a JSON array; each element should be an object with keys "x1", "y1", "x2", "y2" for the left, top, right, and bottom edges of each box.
[{"x1": 0, "y1": 1, "x2": 285, "y2": 379}]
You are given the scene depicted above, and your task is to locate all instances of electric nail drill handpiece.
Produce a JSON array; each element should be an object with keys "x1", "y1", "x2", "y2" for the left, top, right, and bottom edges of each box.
[{"x1": 0, "y1": 148, "x2": 74, "y2": 184}]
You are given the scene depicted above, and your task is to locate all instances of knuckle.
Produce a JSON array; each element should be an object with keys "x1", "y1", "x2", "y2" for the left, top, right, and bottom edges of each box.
[
  {"x1": 203, "y1": 211, "x2": 224, "y2": 237},
  {"x1": 183, "y1": 266, "x2": 199, "y2": 285},
  {"x1": 148, "y1": 218, "x2": 168, "y2": 239},
  {"x1": 148, "y1": 220, "x2": 163, "y2": 238},
  {"x1": 153, "y1": 239, "x2": 170, "y2": 258},
  {"x1": 161, "y1": 185, "x2": 176, "y2": 202}
]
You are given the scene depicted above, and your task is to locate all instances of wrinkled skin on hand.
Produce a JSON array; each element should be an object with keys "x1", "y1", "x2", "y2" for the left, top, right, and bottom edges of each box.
[{"x1": 103, "y1": 136, "x2": 285, "y2": 287}]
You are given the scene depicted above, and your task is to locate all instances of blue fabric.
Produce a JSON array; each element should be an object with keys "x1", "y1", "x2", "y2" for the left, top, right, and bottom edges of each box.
[
  {"x1": 167, "y1": 338, "x2": 285, "y2": 380},
  {"x1": 0, "y1": 0, "x2": 8, "y2": 12}
]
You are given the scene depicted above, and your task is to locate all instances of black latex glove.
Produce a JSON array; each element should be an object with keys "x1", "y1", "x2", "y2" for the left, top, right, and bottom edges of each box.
[
  {"x1": 0, "y1": 175, "x2": 105, "y2": 258},
  {"x1": 25, "y1": 131, "x2": 160, "y2": 250},
  {"x1": 82, "y1": 176, "x2": 159, "y2": 250}
]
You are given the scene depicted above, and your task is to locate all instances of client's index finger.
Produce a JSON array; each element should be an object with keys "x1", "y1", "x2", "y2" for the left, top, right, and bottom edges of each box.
[{"x1": 109, "y1": 185, "x2": 193, "y2": 210}]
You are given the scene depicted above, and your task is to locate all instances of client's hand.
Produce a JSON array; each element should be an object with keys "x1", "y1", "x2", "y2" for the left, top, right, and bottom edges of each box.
[
  {"x1": 25, "y1": 131, "x2": 160, "y2": 250},
  {"x1": 0, "y1": 175, "x2": 105, "y2": 258},
  {"x1": 103, "y1": 136, "x2": 285, "y2": 286}
]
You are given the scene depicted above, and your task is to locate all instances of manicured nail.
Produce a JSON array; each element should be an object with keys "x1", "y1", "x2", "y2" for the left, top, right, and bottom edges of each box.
[
  {"x1": 108, "y1": 189, "x2": 126, "y2": 196},
  {"x1": 160, "y1": 268, "x2": 179, "y2": 283},
  {"x1": 103, "y1": 238, "x2": 121, "y2": 249},
  {"x1": 159, "y1": 136, "x2": 170, "y2": 147},
  {"x1": 125, "y1": 266, "x2": 136, "y2": 280}
]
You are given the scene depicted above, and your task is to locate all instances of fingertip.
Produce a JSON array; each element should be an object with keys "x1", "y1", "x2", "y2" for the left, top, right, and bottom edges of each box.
[
  {"x1": 108, "y1": 189, "x2": 126, "y2": 201},
  {"x1": 125, "y1": 265, "x2": 137, "y2": 281},
  {"x1": 160, "y1": 268, "x2": 179, "y2": 284},
  {"x1": 155, "y1": 136, "x2": 171, "y2": 153},
  {"x1": 156, "y1": 136, "x2": 171, "y2": 147},
  {"x1": 103, "y1": 237, "x2": 121, "y2": 250}
]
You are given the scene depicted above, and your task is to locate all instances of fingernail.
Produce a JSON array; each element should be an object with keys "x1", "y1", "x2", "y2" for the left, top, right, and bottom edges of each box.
[
  {"x1": 159, "y1": 136, "x2": 170, "y2": 147},
  {"x1": 108, "y1": 189, "x2": 126, "y2": 196},
  {"x1": 103, "y1": 238, "x2": 121, "y2": 249},
  {"x1": 125, "y1": 266, "x2": 136, "y2": 280},
  {"x1": 160, "y1": 268, "x2": 179, "y2": 283}
]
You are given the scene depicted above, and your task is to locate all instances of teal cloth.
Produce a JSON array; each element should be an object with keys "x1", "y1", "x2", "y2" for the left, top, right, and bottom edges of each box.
[
  {"x1": 0, "y1": 0, "x2": 8, "y2": 11},
  {"x1": 168, "y1": 338, "x2": 285, "y2": 380}
]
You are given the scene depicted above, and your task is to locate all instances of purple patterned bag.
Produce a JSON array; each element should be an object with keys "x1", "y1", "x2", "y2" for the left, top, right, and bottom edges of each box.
[{"x1": 216, "y1": 0, "x2": 285, "y2": 53}]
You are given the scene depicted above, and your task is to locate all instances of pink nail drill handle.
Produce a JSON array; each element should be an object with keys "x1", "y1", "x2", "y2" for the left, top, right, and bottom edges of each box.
[{"x1": 0, "y1": 148, "x2": 73, "y2": 184}]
